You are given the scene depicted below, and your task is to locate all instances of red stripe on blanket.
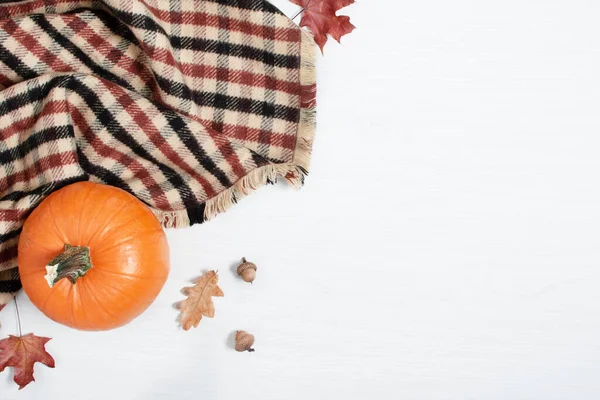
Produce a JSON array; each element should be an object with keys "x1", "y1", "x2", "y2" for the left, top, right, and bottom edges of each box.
[
  {"x1": 0, "y1": 208, "x2": 32, "y2": 221},
  {"x1": 0, "y1": 100, "x2": 69, "y2": 141},
  {"x1": 209, "y1": 122, "x2": 297, "y2": 149},
  {"x1": 1, "y1": 19, "x2": 73, "y2": 74},
  {"x1": 0, "y1": 0, "x2": 85, "y2": 18},
  {"x1": 180, "y1": 64, "x2": 301, "y2": 96},
  {"x1": 0, "y1": 152, "x2": 78, "y2": 189}
]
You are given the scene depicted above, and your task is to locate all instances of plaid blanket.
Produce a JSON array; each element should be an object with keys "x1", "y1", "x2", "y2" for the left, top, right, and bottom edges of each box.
[{"x1": 0, "y1": 0, "x2": 316, "y2": 306}]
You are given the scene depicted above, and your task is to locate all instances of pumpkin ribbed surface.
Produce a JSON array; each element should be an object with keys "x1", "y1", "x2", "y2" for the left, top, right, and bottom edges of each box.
[{"x1": 18, "y1": 182, "x2": 169, "y2": 331}]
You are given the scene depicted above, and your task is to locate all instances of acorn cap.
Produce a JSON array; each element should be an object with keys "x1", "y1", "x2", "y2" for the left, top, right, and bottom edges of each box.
[{"x1": 237, "y1": 258, "x2": 257, "y2": 276}]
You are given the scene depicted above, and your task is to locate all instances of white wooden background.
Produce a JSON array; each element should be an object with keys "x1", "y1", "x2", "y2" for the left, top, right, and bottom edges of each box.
[{"x1": 2, "y1": 0, "x2": 600, "y2": 398}]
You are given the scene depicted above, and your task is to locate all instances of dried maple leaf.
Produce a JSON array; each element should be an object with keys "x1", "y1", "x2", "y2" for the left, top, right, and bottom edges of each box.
[
  {"x1": 291, "y1": 0, "x2": 356, "y2": 51},
  {"x1": 0, "y1": 334, "x2": 55, "y2": 389},
  {"x1": 177, "y1": 270, "x2": 224, "y2": 330}
]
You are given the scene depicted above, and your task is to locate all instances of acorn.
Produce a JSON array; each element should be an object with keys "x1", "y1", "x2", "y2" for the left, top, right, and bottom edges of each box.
[
  {"x1": 237, "y1": 258, "x2": 257, "y2": 283},
  {"x1": 235, "y1": 331, "x2": 255, "y2": 352}
]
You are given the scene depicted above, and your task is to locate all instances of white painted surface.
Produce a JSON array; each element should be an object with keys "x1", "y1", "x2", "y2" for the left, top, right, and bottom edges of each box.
[{"x1": 2, "y1": 0, "x2": 600, "y2": 398}]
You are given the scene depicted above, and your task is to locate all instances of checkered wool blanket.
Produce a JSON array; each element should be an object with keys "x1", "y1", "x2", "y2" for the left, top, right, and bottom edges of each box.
[{"x1": 0, "y1": 0, "x2": 316, "y2": 306}]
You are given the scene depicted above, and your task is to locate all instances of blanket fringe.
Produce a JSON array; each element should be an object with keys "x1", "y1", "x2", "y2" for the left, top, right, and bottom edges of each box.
[
  {"x1": 0, "y1": 292, "x2": 15, "y2": 306},
  {"x1": 203, "y1": 164, "x2": 304, "y2": 221},
  {"x1": 152, "y1": 209, "x2": 191, "y2": 228},
  {"x1": 295, "y1": 29, "x2": 317, "y2": 173}
]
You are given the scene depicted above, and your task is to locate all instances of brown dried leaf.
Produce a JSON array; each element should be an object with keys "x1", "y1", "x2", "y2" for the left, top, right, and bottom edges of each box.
[{"x1": 178, "y1": 270, "x2": 224, "y2": 330}]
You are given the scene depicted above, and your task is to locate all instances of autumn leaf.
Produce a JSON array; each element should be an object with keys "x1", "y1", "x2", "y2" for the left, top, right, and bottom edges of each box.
[
  {"x1": 177, "y1": 270, "x2": 224, "y2": 330},
  {"x1": 0, "y1": 334, "x2": 55, "y2": 389},
  {"x1": 291, "y1": 0, "x2": 356, "y2": 51}
]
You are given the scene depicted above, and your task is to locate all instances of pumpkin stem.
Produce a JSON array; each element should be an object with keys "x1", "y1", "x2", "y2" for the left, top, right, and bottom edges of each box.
[{"x1": 44, "y1": 244, "x2": 93, "y2": 287}]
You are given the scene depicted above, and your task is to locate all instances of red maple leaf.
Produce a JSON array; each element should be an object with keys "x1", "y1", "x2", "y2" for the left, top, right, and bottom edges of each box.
[
  {"x1": 291, "y1": 0, "x2": 355, "y2": 51},
  {"x1": 0, "y1": 334, "x2": 55, "y2": 389}
]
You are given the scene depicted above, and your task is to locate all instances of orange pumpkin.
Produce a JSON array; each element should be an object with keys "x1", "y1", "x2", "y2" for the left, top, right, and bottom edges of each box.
[{"x1": 18, "y1": 182, "x2": 169, "y2": 331}]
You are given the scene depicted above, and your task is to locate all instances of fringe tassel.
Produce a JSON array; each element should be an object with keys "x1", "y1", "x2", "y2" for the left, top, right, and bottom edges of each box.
[
  {"x1": 203, "y1": 164, "x2": 302, "y2": 221},
  {"x1": 0, "y1": 292, "x2": 15, "y2": 307},
  {"x1": 294, "y1": 29, "x2": 318, "y2": 174},
  {"x1": 152, "y1": 208, "x2": 191, "y2": 228}
]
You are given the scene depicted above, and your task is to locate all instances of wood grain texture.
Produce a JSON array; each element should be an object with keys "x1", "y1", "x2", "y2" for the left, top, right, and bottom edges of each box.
[{"x1": 2, "y1": 0, "x2": 600, "y2": 398}]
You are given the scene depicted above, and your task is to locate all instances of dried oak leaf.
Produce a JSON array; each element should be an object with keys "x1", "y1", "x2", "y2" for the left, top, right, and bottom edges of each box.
[
  {"x1": 0, "y1": 334, "x2": 55, "y2": 390},
  {"x1": 291, "y1": 0, "x2": 356, "y2": 51},
  {"x1": 177, "y1": 270, "x2": 224, "y2": 330}
]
